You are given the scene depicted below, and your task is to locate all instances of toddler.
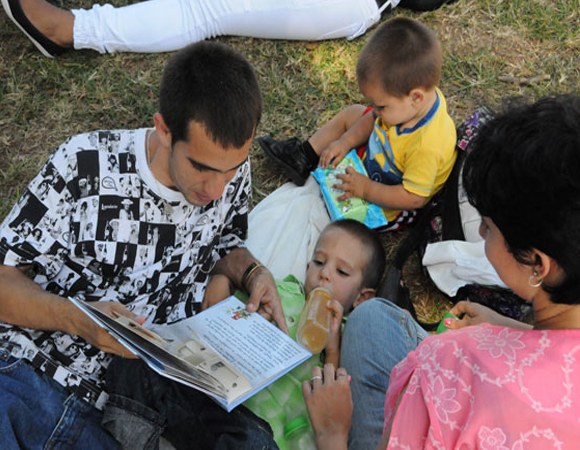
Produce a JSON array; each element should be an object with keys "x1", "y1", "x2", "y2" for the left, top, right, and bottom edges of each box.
[{"x1": 259, "y1": 17, "x2": 457, "y2": 230}]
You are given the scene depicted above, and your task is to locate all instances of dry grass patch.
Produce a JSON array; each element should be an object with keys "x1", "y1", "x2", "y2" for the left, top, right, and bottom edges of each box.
[{"x1": 1, "y1": 0, "x2": 578, "y2": 322}]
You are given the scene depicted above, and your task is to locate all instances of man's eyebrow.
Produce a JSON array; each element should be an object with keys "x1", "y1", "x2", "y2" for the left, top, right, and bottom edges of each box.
[{"x1": 187, "y1": 156, "x2": 248, "y2": 173}]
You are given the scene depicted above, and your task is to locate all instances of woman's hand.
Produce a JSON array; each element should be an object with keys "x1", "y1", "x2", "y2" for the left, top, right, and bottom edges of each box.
[
  {"x1": 447, "y1": 301, "x2": 532, "y2": 330},
  {"x1": 303, "y1": 364, "x2": 352, "y2": 450}
]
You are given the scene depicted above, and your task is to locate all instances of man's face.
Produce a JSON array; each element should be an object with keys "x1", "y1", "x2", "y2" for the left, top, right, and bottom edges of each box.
[
  {"x1": 304, "y1": 227, "x2": 367, "y2": 311},
  {"x1": 168, "y1": 121, "x2": 251, "y2": 206}
]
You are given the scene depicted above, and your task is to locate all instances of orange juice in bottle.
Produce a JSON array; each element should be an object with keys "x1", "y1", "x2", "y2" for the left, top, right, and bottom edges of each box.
[{"x1": 296, "y1": 287, "x2": 332, "y2": 354}]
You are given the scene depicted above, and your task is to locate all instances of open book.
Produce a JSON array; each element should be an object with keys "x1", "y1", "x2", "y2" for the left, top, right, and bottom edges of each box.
[{"x1": 69, "y1": 296, "x2": 312, "y2": 412}]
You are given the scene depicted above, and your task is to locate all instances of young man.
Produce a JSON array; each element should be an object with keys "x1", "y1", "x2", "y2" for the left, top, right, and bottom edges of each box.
[{"x1": 0, "y1": 41, "x2": 284, "y2": 449}]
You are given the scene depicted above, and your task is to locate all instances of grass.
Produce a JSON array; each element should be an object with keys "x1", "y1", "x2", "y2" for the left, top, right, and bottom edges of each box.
[{"x1": 0, "y1": 0, "x2": 578, "y2": 322}]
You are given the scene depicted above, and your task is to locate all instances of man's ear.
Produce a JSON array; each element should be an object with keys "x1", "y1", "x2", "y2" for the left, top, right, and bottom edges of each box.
[
  {"x1": 153, "y1": 112, "x2": 172, "y2": 150},
  {"x1": 352, "y1": 287, "x2": 376, "y2": 309}
]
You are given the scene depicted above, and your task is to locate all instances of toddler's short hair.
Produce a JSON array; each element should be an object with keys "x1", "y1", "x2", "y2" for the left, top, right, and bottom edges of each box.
[
  {"x1": 324, "y1": 219, "x2": 386, "y2": 290},
  {"x1": 357, "y1": 17, "x2": 442, "y2": 97}
]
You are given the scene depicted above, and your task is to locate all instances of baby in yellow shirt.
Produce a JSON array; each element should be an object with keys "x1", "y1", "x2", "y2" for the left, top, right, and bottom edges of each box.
[{"x1": 259, "y1": 17, "x2": 457, "y2": 230}]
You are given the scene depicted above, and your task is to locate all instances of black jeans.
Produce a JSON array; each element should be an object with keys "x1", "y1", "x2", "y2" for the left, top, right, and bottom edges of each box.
[{"x1": 103, "y1": 357, "x2": 278, "y2": 450}]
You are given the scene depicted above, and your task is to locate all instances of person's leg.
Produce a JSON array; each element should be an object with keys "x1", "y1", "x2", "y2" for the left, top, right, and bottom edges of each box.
[
  {"x1": 5, "y1": 0, "x2": 384, "y2": 55},
  {"x1": 73, "y1": 0, "x2": 201, "y2": 53},
  {"x1": 340, "y1": 297, "x2": 428, "y2": 450},
  {"x1": 217, "y1": 0, "x2": 381, "y2": 41},
  {"x1": 258, "y1": 104, "x2": 368, "y2": 186},
  {"x1": 75, "y1": 0, "x2": 381, "y2": 53},
  {"x1": 309, "y1": 104, "x2": 369, "y2": 154},
  {"x1": 104, "y1": 357, "x2": 278, "y2": 450},
  {"x1": 0, "y1": 349, "x2": 121, "y2": 450}
]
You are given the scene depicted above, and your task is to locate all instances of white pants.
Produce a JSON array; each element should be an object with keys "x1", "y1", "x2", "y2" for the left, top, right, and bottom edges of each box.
[{"x1": 72, "y1": 0, "x2": 397, "y2": 53}]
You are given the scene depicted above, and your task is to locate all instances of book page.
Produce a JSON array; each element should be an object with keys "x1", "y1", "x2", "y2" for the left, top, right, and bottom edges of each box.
[
  {"x1": 68, "y1": 298, "x2": 228, "y2": 396},
  {"x1": 157, "y1": 297, "x2": 311, "y2": 387}
]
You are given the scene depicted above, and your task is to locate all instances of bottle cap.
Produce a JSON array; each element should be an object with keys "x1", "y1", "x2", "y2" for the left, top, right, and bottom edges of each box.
[
  {"x1": 436, "y1": 311, "x2": 459, "y2": 334},
  {"x1": 283, "y1": 417, "x2": 310, "y2": 439}
]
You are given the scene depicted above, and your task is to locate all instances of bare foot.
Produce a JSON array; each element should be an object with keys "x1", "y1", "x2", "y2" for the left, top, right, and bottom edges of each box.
[{"x1": 19, "y1": 0, "x2": 74, "y2": 47}]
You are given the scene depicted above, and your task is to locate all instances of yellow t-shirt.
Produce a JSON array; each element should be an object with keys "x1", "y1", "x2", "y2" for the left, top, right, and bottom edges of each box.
[{"x1": 362, "y1": 89, "x2": 457, "y2": 222}]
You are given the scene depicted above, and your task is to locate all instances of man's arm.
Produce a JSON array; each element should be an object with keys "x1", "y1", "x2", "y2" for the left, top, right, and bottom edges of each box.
[
  {"x1": 209, "y1": 247, "x2": 288, "y2": 333},
  {"x1": 0, "y1": 264, "x2": 140, "y2": 357}
]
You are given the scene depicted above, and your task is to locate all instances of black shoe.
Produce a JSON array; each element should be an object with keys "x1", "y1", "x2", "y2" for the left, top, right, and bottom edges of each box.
[
  {"x1": 397, "y1": 0, "x2": 458, "y2": 11},
  {"x1": 257, "y1": 136, "x2": 314, "y2": 186},
  {"x1": 1, "y1": 0, "x2": 69, "y2": 58}
]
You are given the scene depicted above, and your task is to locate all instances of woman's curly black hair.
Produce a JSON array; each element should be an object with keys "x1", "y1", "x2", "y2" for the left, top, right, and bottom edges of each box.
[{"x1": 463, "y1": 94, "x2": 580, "y2": 305}]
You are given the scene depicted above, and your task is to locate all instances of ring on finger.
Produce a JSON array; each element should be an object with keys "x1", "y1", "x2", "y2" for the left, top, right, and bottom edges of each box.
[{"x1": 311, "y1": 375, "x2": 323, "y2": 381}]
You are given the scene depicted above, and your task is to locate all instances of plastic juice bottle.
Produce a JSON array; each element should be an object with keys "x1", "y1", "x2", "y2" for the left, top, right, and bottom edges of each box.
[
  {"x1": 284, "y1": 416, "x2": 317, "y2": 450},
  {"x1": 296, "y1": 287, "x2": 332, "y2": 353}
]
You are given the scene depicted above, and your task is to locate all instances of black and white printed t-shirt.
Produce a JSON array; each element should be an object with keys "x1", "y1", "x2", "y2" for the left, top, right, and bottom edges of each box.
[{"x1": 0, "y1": 128, "x2": 251, "y2": 387}]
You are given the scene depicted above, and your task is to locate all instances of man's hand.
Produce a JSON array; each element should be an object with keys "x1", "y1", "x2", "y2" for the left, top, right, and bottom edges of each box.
[
  {"x1": 335, "y1": 166, "x2": 369, "y2": 201},
  {"x1": 71, "y1": 301, "x2": 145, "y2": 358},
  {"x1": 202, "y1": 274, "x2": 234, "y2": 310},
  {"x1": 319, "y1": 140, "x2": 349, "y2": 169},
  {"x1": 209, "y1": 248, "x2": 288, "y2": 333},
  {"x1": 245, "y1": 266, "x2": 289, "y2": 334},
  {"x1": 303, "y1": 364, "x2": 352, "y2": 450}
]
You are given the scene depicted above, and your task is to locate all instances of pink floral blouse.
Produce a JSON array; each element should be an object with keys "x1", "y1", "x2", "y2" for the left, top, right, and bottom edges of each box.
[{"x1": 384, "y1": 324, "x2": 580, "y2": 449}]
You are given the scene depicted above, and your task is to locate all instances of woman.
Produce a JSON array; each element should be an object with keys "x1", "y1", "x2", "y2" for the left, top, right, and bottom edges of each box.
[{"x1": 303, "y1": 94, "x2": 580, "y2": 449}]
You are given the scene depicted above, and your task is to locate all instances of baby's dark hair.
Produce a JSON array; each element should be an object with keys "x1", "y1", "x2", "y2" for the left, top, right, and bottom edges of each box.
[
  {"x1": 357, "y1": 17, "x2": 442, "y2": 97},
  {"x1": 159, "y1": 41, "x2": 262, "y2": 148},
  {"x1": 324, "y1": 219, "x2": 386, "y2": 290},
  {"x1": 463, "y1": 94, "x2": 580, "y2": 305}
]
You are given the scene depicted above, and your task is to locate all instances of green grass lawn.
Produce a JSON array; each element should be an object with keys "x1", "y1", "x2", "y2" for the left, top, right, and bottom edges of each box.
[{"x1": 0, "y1": 0, "x2": 578, "y2": 321}]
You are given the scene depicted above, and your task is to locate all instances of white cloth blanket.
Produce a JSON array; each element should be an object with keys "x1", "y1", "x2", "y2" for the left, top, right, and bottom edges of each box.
[
  {"x1": 422, "y1": 240, "x2": 507, "y2": 297},
  {"x1": 247, "y1": 179, "x2": 507, "y2": 297},
  {"x1": 246, "y1": 177, "x2": 330, "y2": 284}
]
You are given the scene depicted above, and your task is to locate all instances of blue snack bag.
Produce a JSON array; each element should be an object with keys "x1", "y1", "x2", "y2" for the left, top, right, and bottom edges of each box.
[{"x1": 312, "y1": 150, "x2": 388, "y2": 229}]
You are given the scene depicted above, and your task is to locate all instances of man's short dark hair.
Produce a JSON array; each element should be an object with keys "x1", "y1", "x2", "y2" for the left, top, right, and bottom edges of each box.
[
  {"x1": 357, "y1": 17, "x2": 442, "y2": 97},
  {"x1": 159, "y1": 41, "x2": 262, "y2": 148},
  {"x1": 463, "y1": 94, "x2": 580, "y2": 305},
  {"x1": 324, "y1": 219, "x2": 386, "y2": 290}
]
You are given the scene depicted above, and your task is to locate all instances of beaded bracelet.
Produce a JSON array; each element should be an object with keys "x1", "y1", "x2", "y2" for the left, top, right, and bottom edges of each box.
[{"x1": 241, "y1": 262, "x2": 264, "y2": 292}]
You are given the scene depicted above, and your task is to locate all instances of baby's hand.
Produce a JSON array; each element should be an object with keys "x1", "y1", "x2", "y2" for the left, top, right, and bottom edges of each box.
[
  {"x1": 335, "y1": 167, "x2": 368, "y2": 201},
  {"x1": 319, "y1": 141, "x2": 349, "y2": 169},
  {"x1": 324, "y1": 300, "x2": 344, "y2": 356}
]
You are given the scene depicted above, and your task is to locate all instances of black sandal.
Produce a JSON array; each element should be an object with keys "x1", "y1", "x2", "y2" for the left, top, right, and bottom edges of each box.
[{"x1": 1, "y1": 0, "x2": 69, "y2": 57}]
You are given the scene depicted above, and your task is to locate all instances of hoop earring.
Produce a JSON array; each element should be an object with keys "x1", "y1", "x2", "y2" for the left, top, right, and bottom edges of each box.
[{"x1": 528, "y1": 271, "x2": 543, "y2": 288}]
